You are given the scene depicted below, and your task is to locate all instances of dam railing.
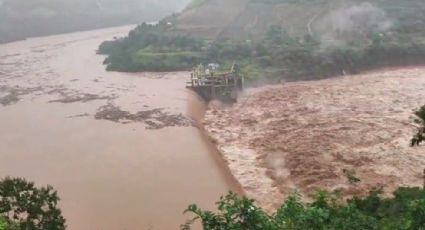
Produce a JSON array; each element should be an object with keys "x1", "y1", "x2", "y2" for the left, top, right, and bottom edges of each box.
[{"x1": 186, "y1": 64, "x2": 244, "y2": 102}]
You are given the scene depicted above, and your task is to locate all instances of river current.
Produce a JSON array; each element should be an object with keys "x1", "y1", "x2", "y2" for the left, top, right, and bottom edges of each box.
[{"x1": 0, "y1": 26, "x2": 238, "y2": 230}]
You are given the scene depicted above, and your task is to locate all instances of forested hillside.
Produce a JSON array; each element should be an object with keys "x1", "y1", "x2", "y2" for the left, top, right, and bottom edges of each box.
[
  {"x1": 0, "y1": 0, "x2": 190, "y2": 43},
  {"x1": 99, "y1": 0, "x2": 425, "y2": 82}
]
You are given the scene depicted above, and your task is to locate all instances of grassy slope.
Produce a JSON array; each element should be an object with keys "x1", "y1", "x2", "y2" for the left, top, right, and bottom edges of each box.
[
  {"x1": 168, "y1": 0, "x2": 332, "y2": 40},
  {"x1": 168, "y1": 0, "x2": 249, "y2": 39},
  {"x1": 168, "y1": 0, "x2": 425, "y2": 40}
]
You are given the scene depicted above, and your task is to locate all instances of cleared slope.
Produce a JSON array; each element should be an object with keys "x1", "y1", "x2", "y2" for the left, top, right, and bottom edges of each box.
[
  {"x1": 169, "y1": 0, "x2": 248, "y2": 39},
  {"x1": 169, "y1": 0, "x2": 425, "y2": 40},
  {"x1": 170, "y1": 0, "x2": 332, "y2": 39}
]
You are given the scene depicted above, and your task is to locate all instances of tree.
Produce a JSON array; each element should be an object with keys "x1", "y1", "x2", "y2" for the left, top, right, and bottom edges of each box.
[
  {"x1": 182, "y1": 183, "x2": 425, "y2": 229},
  {"x1": 0, "y1": 177, "x2": 66, "y2": 230},
  {"x1": 411, "y1": 105, "x2": 425, "y2": 146},
  {"x1": 182, "y1": 192, "x2": 274, "y2": 230}
]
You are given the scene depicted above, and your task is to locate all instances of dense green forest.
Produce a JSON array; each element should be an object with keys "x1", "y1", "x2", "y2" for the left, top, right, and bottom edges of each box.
[
  {"x1": 98, "y1": 22, "x2": 204, "y2": 72},
  {"x1": 98, "y1": 0, "x2": 425, "y2": 82},
  {"x1": 0, "y1": 0, "x2": 190, "y2": 43}
]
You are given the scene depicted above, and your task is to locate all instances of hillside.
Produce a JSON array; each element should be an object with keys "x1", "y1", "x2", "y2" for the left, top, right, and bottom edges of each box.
[
  {"x1": 168, "y1": 0, "x2": 425, "y2": 40},
  {"x1": 99, "y1": 0, "x2": 425, "y2": 82},
  {"x1": 0, "y1": 0, "x2": 190, "y2": 43},
  {"x1": 168, "y1": 0, "x2": 330, "y2": 40}
]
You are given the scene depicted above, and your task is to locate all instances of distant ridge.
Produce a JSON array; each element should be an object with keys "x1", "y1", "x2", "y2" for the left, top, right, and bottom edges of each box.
[{"x1": 0, "y1": 0, "x2": 191, "y2": 44}]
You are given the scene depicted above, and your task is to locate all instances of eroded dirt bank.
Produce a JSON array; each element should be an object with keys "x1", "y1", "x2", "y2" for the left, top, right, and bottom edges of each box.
[{"x1": 204, "y1": 67, "x2": 425, "y2": 210}]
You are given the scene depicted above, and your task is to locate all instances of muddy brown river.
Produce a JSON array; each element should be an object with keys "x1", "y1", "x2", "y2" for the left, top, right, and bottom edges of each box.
[{"x1": 0, "y1": 26, "x2": 238, "y2": 230}]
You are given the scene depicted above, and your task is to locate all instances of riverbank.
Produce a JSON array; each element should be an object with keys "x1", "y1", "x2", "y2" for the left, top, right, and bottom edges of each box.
[{"x1": 203, "y1": 67, "x2": 425, "y2": 209}]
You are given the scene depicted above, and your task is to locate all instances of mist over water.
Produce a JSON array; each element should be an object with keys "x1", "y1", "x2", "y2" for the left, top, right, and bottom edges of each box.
[
  {"x1": 0, "y1": 0, "x2": 191, "y2": 43},
  {"x1": 317, "y1": 2, "x2": 392, "y2": 48}
]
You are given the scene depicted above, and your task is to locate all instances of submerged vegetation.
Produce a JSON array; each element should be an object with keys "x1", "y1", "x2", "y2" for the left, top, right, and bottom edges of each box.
[{"x1": 411, "y1": 105, "x2": 425, "y2": 146}]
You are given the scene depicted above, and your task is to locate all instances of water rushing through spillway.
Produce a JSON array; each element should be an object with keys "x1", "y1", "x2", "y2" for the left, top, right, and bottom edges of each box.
[{"x1": 0, "y1": 26, "x2": 238, "y2": 230}]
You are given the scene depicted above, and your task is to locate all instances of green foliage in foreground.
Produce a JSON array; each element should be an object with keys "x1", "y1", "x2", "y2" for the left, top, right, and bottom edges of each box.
[
  {"x1": 0, "y1": 177, "x2": 66, "y2": 230},
  {"x1": 0, "y1": 217, "x2": 9, "y2": 230},
  {"x1": 182, "y1": 188, "x2": 425, "y2": 230},
  {"x1": 412, "y1": 105, "x2": 425, "y2": 146}
]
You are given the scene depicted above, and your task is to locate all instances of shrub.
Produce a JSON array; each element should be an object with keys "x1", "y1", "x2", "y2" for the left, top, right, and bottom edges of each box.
[
  {"x1": 411, "y1": 105, "x2": 425, "y2": 146},
  {"x1": 0, "y1": 217, "x2": 8, "y2": 230},
  {"x1": 0, "y1": 177, "x2": 66, "y2": 230},
  {"x1": 182, "y1": 185, "x2": 425, "y2": 230}
]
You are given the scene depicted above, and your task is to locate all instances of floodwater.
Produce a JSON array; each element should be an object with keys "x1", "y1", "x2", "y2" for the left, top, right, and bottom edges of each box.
[
  {"x1": 0, "y1": 26, "x2": 238, "y2": 229},
  {"x1": 204, "y1": 66, "x2": 425, "y2": 210}
]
